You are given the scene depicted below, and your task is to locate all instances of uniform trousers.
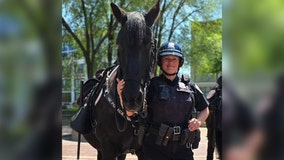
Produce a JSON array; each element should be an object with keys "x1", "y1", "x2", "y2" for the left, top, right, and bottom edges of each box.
[{"x1": 143, "y1": 134, "x2": 194, "y2": 160}]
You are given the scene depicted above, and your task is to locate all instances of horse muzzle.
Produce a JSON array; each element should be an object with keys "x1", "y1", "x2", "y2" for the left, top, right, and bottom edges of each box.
[{"x1": 121, "y1": 84, "x2": 143, "y2": 112}]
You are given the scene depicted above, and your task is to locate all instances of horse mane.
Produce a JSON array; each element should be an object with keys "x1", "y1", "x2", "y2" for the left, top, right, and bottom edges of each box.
[{"x1": 107, "y1": 66, "x2": 119, "y2": 94}]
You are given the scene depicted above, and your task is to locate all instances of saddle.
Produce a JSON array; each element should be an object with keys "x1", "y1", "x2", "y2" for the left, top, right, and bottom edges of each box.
[{"x1": 70, "y1": 64, "x2": 117, "y2": 134}]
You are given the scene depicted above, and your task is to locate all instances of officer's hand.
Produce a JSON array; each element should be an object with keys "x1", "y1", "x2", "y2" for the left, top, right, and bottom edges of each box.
[
  {"x1": 116, "y1": 78, "x2": 125, "y2": 97},
  {"x1": 188, "y1": 118, "x2": 201, "y2": 131},
  {"x1": 116, "y1": 78, "x2": 135, "y2": 117}
]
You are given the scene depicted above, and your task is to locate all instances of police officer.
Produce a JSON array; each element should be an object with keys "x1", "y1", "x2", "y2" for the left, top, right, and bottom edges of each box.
[
  {"x1": 141, "y1": 42, "x2": 209, "y2": 160},
  {"x1": 206, "y1": 75, "x2": 222, "y2": 160}
]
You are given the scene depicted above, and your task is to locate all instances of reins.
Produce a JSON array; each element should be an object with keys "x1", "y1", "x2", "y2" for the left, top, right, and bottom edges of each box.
[{"x1": 114, "y1": 68, "x2": 128, "y2": 132}]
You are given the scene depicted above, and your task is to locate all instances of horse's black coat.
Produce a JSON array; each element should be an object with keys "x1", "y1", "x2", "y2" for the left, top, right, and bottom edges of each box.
[{"x1": 82, "y1": 1, "x2": 160, "y2": 160}]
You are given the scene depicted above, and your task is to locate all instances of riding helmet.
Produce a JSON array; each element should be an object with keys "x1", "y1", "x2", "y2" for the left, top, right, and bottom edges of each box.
[{"x1": 157, "y1": 42, "x2": 184, "y2": 67}]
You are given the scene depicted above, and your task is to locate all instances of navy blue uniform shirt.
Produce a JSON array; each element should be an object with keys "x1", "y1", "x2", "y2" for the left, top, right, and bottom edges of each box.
[{"x1": 146, "y1": 74, "x2": 208, "y2": 126}]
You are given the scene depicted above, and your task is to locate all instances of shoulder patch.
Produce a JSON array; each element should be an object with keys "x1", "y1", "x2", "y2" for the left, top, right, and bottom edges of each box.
[{"x1": 178, "y1": 82, "x2": 186, "y2": 89}]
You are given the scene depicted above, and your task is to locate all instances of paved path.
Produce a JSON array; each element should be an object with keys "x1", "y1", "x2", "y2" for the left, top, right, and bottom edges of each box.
[{"x1": 62, "y1": 126, "x2": 218, "y2": 160}]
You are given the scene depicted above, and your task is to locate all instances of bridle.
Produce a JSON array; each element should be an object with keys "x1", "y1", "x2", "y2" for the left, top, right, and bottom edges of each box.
[{"x1": 111, "y1": 33, "x2": 157, "y2": 132}]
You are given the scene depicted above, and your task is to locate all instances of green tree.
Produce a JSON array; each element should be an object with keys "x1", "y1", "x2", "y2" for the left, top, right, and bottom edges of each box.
[
  {"x1": 190, "y1": 19, "x2": 222, "y2": 79},
  {"x1": 62, "y1": 0, "x2": 222, "y2": 78},
  {"x1": 62, "y1": 0, "x2": 116, "y2": 79},
  {"x1": 152, "y1": 0, "x2": 222, "y2": 76},
  {"x1": 62, "y1": 0, "x2": 158, "y2": 79}
]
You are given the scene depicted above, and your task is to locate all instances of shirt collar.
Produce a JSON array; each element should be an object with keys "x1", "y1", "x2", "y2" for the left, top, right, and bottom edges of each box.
[{"x1": 160, "y1": 74, "x2": 179, "y2": 86}]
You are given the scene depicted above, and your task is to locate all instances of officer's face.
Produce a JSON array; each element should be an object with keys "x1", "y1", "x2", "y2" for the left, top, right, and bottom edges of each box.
[{"x1": 161, "y1": 55, "x2": 180, "y2": 74}]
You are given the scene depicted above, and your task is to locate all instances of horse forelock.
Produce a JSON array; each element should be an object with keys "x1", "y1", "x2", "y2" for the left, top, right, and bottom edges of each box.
[
  {"x1": 116, "y1": 11, "x2": 152, "y2": 78},
  {"x1": 123, "y1": 12, "x2": 146, "y2": 46}
]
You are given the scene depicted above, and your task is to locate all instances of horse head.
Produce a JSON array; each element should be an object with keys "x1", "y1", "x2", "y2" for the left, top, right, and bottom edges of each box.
[{"x1": 111, "y1": 0, "x2": 160, "y2": 113}]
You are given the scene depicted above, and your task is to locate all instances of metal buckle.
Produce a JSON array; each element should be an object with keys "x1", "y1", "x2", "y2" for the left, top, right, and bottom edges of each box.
[{"x1": 173, "y1": 126, "x2": 181, "y2": 135}]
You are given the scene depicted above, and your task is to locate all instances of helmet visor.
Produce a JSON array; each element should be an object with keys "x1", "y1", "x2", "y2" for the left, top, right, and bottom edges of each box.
[{"x1": 159, "y1": 51, "x2": 183, "y2": 58}]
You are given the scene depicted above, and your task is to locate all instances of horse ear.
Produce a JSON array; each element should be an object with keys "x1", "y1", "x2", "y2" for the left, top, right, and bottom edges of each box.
[
  {"x1": 144, "y1": 0, "x2": 160, "y2": 27},
  {"x1": 111, "y1": 2, "x2": 127, "y2": 24}
]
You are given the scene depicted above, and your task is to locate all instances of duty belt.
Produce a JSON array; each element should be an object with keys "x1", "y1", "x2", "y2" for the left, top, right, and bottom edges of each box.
[
  {"x1": 147, "y1": 123, "x2": 198, "y2": 148},
  {"x1": 147, "y1": 124, "x2": 182, "y2": 142},
  {"x1": 173, "y1": 126, "x2": 181, "y2": 135}
]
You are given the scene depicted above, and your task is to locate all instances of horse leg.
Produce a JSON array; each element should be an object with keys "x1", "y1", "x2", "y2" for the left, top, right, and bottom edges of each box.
[
  {"x1": 101, "y1": 151, "x2": 117, "y2": 160},
  {"x1": 97, "y1": 150, "x2": 103, "y2": 160},
  {"x1": 100, "y1": 142, "x2": 120, "y2": 160}
]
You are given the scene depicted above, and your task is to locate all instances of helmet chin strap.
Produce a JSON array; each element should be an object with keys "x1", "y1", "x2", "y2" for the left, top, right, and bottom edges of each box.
[{"x1": 161, "y1": 68, "x2": 178, "y2": 76}]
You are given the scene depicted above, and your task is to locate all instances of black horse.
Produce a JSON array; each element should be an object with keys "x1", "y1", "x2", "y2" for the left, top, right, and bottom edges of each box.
[{"x1": 82, "y1": 1, "x2": 160, "y2": 160}]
